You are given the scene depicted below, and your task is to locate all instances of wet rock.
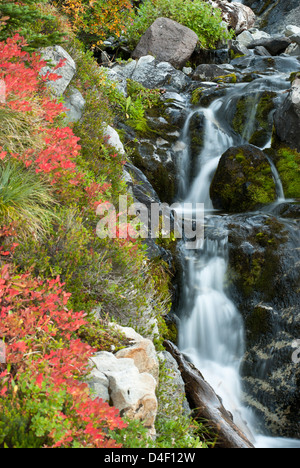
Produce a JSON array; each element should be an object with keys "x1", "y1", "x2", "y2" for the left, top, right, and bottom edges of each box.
[
  {"x1": 244, "y1": 0, "x2": 300, "y2": 35},
  {"x1": 164, "y1": 341, "x2": 255, "y2": 448},
  {"x1": 132, "y1": 18, "x2": 199, "y2": 69},
  {"x1": 247, "y1": 37, "x2": 291, "y2": 56},
  {"x1": 231, "y1": 55, "x2": 300, "y2": 75},
  {"x1": 274, "y1": 76, "x2": 300, "y2": 152},
  {"x1": 227, "y1": 213, "x2": 300, "y2": 438},
  {"x1": 210, "y1": 145, "x2": 277, "y2": 212},
  {"x1": 192, "y1": 64, "x2": 236, "y2": 82},
  {"x1": 231, "y1": 90, "x2": 276, "y2": 147}
]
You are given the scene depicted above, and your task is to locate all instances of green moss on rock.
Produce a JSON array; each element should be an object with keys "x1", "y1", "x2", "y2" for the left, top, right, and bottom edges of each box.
[
  {"x1": 232, "y1": 91, "x2": 276, "y2": 147},
  {"x1": 273, "y1": 146, "x2": 300, "y2": 199},
  {"x1": 210, "y1": 145, "x2": 277, "y2": 212}
]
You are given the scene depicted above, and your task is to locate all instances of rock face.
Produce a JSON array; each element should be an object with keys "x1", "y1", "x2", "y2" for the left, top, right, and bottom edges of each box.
[
  {"x1": 132, "y1": 18, "x2": 199, "y2": 69},
  {"x1": 274, "y1": 76, "x2": 300, "y2": 152},
  {"x1": 88, "y1": 326, "x2": 159, "y2": 436},
  {"x1": 227, "y1": 213, "x2": 300, "y2": 438},
  {"x1": 243, "y1": 0, "x2": 300, "y2": 35},
  {"x1": 209, "y1": 1, "x2": 256, "y2": 35},
  {"x1": 40, "y1": 46, "x2": 76, "y2": 97},
  {"x1": 210, "y1": 145, "x2": 277, "y2": 212}
]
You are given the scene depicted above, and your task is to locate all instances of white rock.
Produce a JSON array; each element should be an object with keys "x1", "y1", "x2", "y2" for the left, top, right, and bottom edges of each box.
[
  {"x1": 250, "y1": 29, "x2": 271, "y2": 41},
  {"x1": 64, "y1": 88, "x2": 85, "y2": 123},
  {"x1": 103, "y1": 124, "x2": 126, "y2": 155},
  {"x1": 285, "y1": 25, "x2": 300, "y2": 38},
  {"x1": 285, "y1": 43, "x2": 300, "y2": 56},
  {"x1": 91, "y1": 351, "x2": 158, "y2": 434},
  {"x1": 88, "y1": 368, "x2": 110, "y2": 401},
  {"x1": 237, "y1": 30, "x2": 255, "y2": 47},
  {"x1": 40, "y1": 46, "x2": 76, "y2": 97}
]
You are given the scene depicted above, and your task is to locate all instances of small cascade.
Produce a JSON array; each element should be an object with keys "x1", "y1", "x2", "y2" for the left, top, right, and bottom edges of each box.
[{"x1": 177, "y1": 64, "x2": 300, "y2": 448}]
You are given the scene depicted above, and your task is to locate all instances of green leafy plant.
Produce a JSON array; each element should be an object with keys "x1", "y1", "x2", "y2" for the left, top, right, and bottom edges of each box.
[{"x1": 126, "y1": 0, "x2": 234, "y2": 50}]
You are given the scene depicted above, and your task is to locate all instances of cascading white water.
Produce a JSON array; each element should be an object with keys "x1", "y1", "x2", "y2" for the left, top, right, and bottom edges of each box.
[{"x1": 177, "y1": 73, "x2": 300, "y2": 448}]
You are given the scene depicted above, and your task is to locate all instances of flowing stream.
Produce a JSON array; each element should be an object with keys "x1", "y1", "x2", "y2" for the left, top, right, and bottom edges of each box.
[{"x1": 176, "y1": 63, "x2": 300, "y2": 448}]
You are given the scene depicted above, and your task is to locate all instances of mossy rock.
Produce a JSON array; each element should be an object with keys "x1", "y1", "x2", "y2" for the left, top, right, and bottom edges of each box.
[
  {"x1": 267, "y1": 145, "x2": 300, "y2": 199},
  {"x1": 210, "y1": 145, "x2": 277, "y2": 212},
  {"x1": 232, "y1": 91, "x2": 276, "y2": 147}
]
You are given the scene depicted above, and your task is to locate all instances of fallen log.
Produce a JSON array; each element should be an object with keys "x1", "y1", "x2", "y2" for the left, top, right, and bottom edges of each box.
[{"x1": 164, "y1": 340, "x2": 254, "y2": 449}]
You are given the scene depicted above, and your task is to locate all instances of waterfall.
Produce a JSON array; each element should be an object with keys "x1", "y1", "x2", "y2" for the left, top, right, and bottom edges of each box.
[{"x1": 177, "y1": 72, "x2": 300, "y2": 448}]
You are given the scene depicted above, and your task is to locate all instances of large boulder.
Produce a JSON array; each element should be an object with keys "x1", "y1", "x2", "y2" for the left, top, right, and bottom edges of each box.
[
  {"x1": 274, "y1": 76, "x2": 300, "y2": 152},
  {"x1": 40, "y1": 46, "x2": 76, "y2": 97},
  {"x1": 209, "y1": 1, "x2": 256, "y2": 35},
  {"x1": 132, "y1": 17, "x2": 199, "y2": 69},
  {"x1": 210, "y1": 145, "x2": 277, "y2": 212}
]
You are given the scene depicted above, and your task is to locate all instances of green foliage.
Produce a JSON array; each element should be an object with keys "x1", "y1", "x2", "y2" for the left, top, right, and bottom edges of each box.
[
  {"x1": 126, "y1": 0, "x2": 234, "y2": 50},
  {"x1": 123, "y1": 80, "x2": 163, "y2": 134},
  {"x1": 0, "y1": 373, "x2": 69, "y2": 448},
  {"x1": 0, "y1": 160, "x2": 57, "y2": 236},
  {"x1": 78, "y1": 317, "x2": 131, "y2": 352},
  {"x1": 155, "y1": 359, "x2": 208, "y2": 448},
  {"x1": 276, "y1": 147, "x2": 300, "y2": 198},
  {"x1": 0, "y1": 0, "x2": 65, "y2": 50}
]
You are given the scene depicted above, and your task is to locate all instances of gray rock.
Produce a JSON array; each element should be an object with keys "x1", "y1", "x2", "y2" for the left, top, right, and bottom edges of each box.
[
  {"x1": 64, "y1": 88, "x2": 85, "y2": 123},
  {"x1": 88, "y1": 368, "x2": 110, "y2": 401},
  {"x1": 40, "y1": 46, "x2": 76, "y2": 97},
  {"x1": 285, "y1": 24, "x2": 300, "y2": 38},
  {"x1": 247, "y1": 37, "x2": 291, "y2": 56},
  {"x1": 244, "y1": 0, "x2": 300, "y2": 35},
  {"x1": 254, "y1": 46, "x2": 272, "y2": 57},
  {"x1": 230, "y1": 39, "x2": 251, "y2": 57},
  {"x1": 249, "y1": 29, "x2": 271, "y2": 41},
  {"x1": 110, "y1": 56, "x2": 190, "y2": 92},
  {"x1": 285, "y1": 43, "x2": 300, "y2": 57},
  {"x1": 159, "y1": 351, "x2": 191, "y2": 415},
  {"x1": 106, "y1": 69, "x2": 128, "y2": 97},
  {"x1": 132, "y1": 17, "x2": 199, "y2": 69},
  {"x1": 103, "y1": 124, "x2": 126, "y2": 155},
  {"x1": 237, "y1": 30, "x2": 255, "y2": 48},
  {"x1": 274, "y1": 76, "x2": 300, "y2": 152},
  {"x1": 192, "y1": 64, "x2": 233, "y2": 82}
]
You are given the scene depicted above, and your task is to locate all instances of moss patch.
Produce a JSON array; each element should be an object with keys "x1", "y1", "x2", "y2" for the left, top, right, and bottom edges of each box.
[
  {"x1": 274, "y1": 146, "x2": 300, "y2": 199},
  {"x1": 232, "y1": 91, "x2": 276, "y2": 147},
  {"x1": 210, "y1": 145, "x2": 277, "y2": 212}
]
